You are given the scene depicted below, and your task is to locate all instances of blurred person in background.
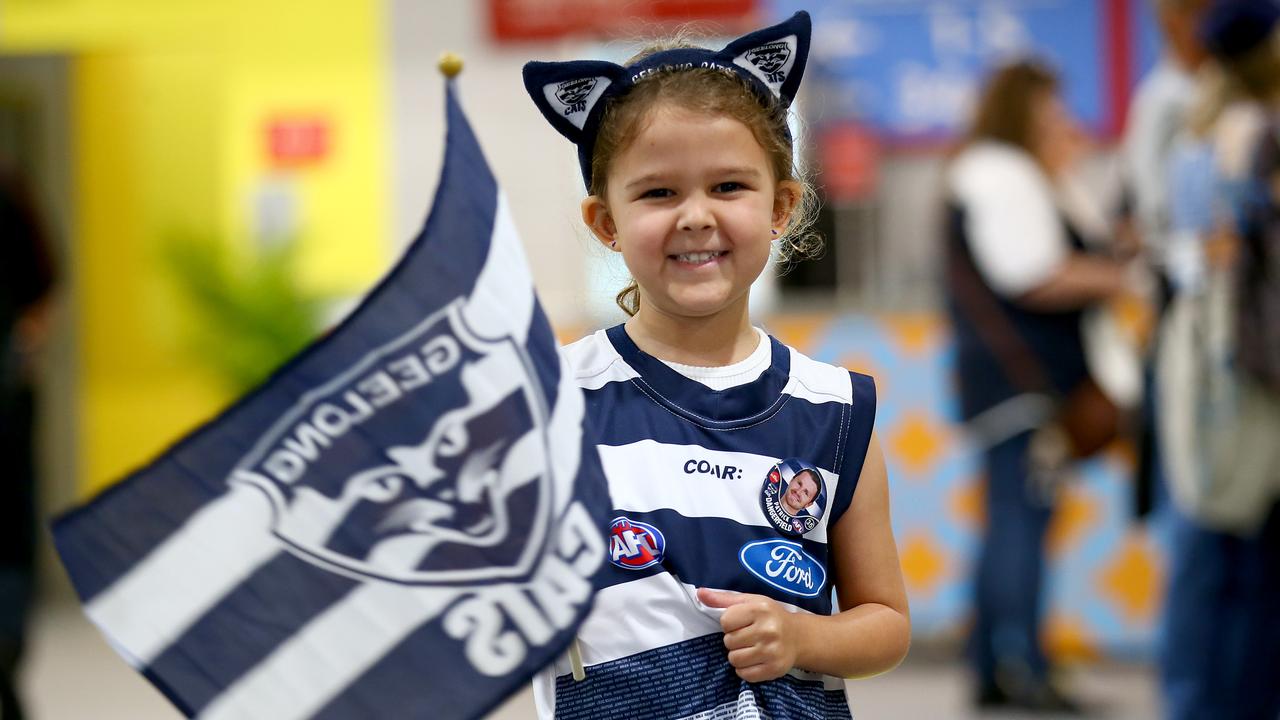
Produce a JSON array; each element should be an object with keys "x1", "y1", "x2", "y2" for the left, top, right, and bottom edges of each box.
[
  {"x1": 943, "y1": 60, "x2": 1135, "y2": 713},
  {"x1": 1125, "y1": 0, "x2": 1212, "y2": 285},
  {"x1": 1122, "y1": 0, "x2": 1212, "y2": 520},
  {"x1": 1154, "y1": 1, "x2": 1280, "y2": 717},
  {"x1": 0, "y1": 169, "x2": 54, "y2": 720}
]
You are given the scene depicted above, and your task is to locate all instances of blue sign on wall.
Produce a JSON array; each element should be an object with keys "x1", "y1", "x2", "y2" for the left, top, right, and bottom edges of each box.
[
  {"x1": 768, "y1": 0, "x2": 1117, "y2": 139},
  {"x1": 1131, "y1": 0, "x2": 1164, "y2": 85}
]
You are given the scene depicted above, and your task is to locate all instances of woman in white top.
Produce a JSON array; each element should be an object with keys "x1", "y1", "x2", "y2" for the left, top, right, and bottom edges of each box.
[{"x1": 943, "y1": 59, "x2": 1131, "y2": 713}]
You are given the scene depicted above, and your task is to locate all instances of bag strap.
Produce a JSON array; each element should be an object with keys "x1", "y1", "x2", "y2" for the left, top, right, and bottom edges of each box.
[{"x1": 946, "y1": 217, "x2": 1061, "y2": 401}]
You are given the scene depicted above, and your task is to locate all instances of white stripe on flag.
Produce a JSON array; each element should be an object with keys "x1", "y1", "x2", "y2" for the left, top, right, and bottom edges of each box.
[
  {"x1": 198, "y1": 582, "x2": 459, "y2": 720},
  {"x1": 86, "y1": 485, "x2": 280, "y2": 666},
  {"x1": 463, "y1": 193, "x2": 535, "y2": 346}
]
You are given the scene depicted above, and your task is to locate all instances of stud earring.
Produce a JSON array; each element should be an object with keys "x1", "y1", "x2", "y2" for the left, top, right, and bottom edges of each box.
[
  {"x1": 609, "y1": 239, "x2": 618, "y2": 249},
  {"x1": 771, "y1": 229, "x2": 779, "y2": 236}
]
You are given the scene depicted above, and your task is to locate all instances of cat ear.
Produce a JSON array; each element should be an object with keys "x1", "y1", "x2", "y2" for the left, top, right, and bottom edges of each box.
[
  {"x1": 522, "y1": 60, "x2": 625, "y2": 143},
  {"x1": 720, "y1": 10, "x2": 811, "y2": 107}
]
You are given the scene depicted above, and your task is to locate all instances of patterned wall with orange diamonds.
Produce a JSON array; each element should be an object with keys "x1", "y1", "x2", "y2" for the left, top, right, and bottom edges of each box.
[{"x1": 763, "y1": 312, "x2": 1167, "y2": 661}]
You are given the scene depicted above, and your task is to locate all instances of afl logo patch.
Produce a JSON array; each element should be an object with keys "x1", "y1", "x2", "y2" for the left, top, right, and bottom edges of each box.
[
  {"x1": 759, "y1": 458, "x2": 827, "y2": 536},
  {"x1": 608, "y1": 517, "x2": 665, "y2": 570},
  {"x1": 739, "y1": 539, "x2": 826, "y2": 597}
]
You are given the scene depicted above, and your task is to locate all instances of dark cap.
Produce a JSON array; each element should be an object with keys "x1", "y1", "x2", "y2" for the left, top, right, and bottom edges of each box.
[{"x1": 1200, "y1": 0, "x2": 1280, "y2": 58}]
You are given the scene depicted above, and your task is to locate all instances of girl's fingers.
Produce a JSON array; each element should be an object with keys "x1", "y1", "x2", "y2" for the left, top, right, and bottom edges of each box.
[
  {"x1": 722, "y1": 626, "x2": 758, "y2": 651},
  {"x1": 717, "y1": 604, "x2": 758, "y2": 634},
  {"x1": 734, "y1": 662, "x2": 784, "y2": 683},
  {"x1": 726, "y1": 645, "x2": 765, "y2": 668},
  {"x1": 697, "y1": 587, "x2": 751, "y2": 608}
]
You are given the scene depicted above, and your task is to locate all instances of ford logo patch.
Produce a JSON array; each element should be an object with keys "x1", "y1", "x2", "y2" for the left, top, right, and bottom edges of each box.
[{"x1": 738, "y1": 539, "x2": 826, "y2": 597}]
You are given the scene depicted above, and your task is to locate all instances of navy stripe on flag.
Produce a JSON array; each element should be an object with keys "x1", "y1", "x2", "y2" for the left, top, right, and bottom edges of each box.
[{"x1": 143, "y1": 553, "x2": 359, "y2": 715}]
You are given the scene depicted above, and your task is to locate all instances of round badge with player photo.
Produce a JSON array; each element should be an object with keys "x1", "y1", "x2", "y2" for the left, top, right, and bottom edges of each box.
[{"x1": 759, "y1": 458, "x2": 827, "y2": 536}]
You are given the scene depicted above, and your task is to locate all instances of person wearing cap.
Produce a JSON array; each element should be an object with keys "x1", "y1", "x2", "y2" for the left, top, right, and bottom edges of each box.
[{"x1": 1155, "y1": 2, "x2": 1280, "y2": 718}]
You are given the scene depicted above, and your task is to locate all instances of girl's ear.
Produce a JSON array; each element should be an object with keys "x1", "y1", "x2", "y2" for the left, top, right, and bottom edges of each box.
[
  {"x1": 581, "y1": 196, "x2": 619, "y2": 250},
  {"x1": 772, "y1": 181, "x2": 802, "y2": 235}
]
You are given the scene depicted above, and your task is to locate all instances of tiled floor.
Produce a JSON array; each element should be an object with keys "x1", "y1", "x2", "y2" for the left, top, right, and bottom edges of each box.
[{"x1": 17, "y1": 602, "x2": 1158, "y2": 719}]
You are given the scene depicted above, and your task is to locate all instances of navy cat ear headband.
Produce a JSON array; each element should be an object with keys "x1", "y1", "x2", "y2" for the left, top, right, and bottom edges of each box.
[{"x1": 521, "y1": 11, "x2": 811, "y2": 188}]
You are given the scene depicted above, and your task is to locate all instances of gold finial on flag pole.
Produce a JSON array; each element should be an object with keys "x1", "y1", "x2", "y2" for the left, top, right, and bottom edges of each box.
[{"x1": 438, "y1": 52, "x2": 464, "y2": 78}]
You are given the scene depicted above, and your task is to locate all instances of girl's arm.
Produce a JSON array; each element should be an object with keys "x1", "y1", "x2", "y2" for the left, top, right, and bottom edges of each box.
[{"x1": 698, "y1": 434, "x2": 911, "y2": 681}]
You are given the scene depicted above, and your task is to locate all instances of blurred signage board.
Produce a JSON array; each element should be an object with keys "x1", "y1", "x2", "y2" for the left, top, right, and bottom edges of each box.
[
  {"x1": 767, "y1": 0, "x2": 1136, "y2": 142},
  {"x1": 489, "y1": 0, "x2": 757, "y2": 40},
  {"x1": 266, "y1": 116, "x2": 330, "y2": 168},
  {"x1": 1130, "y1": 0, "x2": 1162, "y2": 87},
  {"x1": 817, "y1": 121, "x2": 880, "y2": 202}
]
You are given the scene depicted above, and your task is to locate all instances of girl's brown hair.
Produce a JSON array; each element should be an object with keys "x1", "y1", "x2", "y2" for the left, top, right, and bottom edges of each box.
[
  {"x1": 591, "y1": 39, "x2": 821, "y2": 316},
  {"x1": 965, "y1": 60, "x2": 1060, "y2": 155}
]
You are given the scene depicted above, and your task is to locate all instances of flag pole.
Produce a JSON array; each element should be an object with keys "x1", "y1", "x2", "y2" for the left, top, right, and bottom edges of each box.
[{"x1": 568, "y1": 642, "x2": 586, "y2": 682}]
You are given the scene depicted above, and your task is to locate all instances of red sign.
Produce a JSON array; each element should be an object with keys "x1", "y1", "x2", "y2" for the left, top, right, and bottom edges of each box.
[
  {"x1": 489, "y1": 0, "x2": 756, "y2": 41},
  {"x1": 816, "y1": 122, "x2": 880, "y2": 203},
  {"x1": 266, "y1": 117, "x2": 330, "y2": 168}
]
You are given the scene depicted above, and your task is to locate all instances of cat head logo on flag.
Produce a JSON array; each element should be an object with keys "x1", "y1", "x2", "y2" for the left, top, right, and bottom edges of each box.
[{"x1": 229, "y1": 302, "x2": 552, "y2": 586}]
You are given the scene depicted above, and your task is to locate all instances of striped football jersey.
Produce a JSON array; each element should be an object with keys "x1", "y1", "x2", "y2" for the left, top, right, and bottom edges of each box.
[{"x1": 534, "y1": 325, "x2": 877, "y2": 719}]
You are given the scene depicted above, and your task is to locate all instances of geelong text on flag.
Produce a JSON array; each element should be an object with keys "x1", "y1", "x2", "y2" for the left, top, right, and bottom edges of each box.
[{"x1": 52, "y1": 85, "x2": 611, "y2": 720}]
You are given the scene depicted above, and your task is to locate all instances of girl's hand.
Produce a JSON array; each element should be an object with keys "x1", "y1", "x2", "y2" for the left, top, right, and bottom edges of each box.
[{"x1": 697, "y1": 588, "x2": 798, "y2": 683}]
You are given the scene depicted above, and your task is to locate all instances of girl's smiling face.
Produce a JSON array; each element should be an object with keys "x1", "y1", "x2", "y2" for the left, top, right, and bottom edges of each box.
[{"x1": 585, "y1": 103, "x2": 798, "y2": 323}]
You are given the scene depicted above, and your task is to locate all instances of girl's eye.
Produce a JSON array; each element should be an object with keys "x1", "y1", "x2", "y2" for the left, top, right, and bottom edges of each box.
[
  {"x1": 714, "y1": 182, "x2": 745, "y2": 193},
  {"x1": 640, "y1": 188, "x2": 674, "y2": 199}
]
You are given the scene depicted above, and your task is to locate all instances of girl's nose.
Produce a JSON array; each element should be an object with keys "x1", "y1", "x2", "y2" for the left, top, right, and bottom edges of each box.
[{"x1": 678, "y1": 195, "x2": 715, "y2": 232}]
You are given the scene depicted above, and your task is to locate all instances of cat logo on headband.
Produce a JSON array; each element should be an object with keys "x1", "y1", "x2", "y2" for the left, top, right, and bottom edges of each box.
[
  {"x1": 760, "y1": 458, "x2": 826, "y2": 536},
  {"x1": 555, "y1": 78, "x2": 598, "y2": 116},
  {"x1": 745, "y1": 41, "x2": 792, "y2": 84}
]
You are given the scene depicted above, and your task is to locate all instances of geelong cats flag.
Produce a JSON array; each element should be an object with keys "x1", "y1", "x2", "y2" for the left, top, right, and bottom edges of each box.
[{"x1": 53, "y1": 84, "x2": 611, "y2": 720}]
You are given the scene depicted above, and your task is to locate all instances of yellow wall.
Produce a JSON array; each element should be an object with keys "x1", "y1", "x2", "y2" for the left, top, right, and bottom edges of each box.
[{"x1": 2, "y1": 0, "x2": 389, "y2": 496}]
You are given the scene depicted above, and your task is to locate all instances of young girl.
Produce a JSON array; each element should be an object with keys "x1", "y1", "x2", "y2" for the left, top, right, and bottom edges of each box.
[{"x1": 522, "y1": 12, "x2": 909, "y2": 717}]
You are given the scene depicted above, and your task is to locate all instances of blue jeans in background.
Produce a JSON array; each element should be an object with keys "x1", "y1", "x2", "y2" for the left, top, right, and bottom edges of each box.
[
  {"x1": 970, "y1": 431, "x2": 1055, "y2": 690},
  {"x1": 1160, "y1": 502, "x2": 1280, "y2": 720}
]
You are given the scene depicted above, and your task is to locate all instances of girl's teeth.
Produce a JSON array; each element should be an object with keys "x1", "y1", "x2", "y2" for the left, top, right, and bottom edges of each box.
[{"x1": 676, "y1": 251, "x2": 721, "y2": 263}]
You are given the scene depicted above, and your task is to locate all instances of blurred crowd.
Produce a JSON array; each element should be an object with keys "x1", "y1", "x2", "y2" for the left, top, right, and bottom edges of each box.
[
  {"x1": 943, "y1": 0, "x2": 1280, "y2": 715},
  {"x1": 3, "y1": 1, "x2": 1280, "y2": 719}
]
